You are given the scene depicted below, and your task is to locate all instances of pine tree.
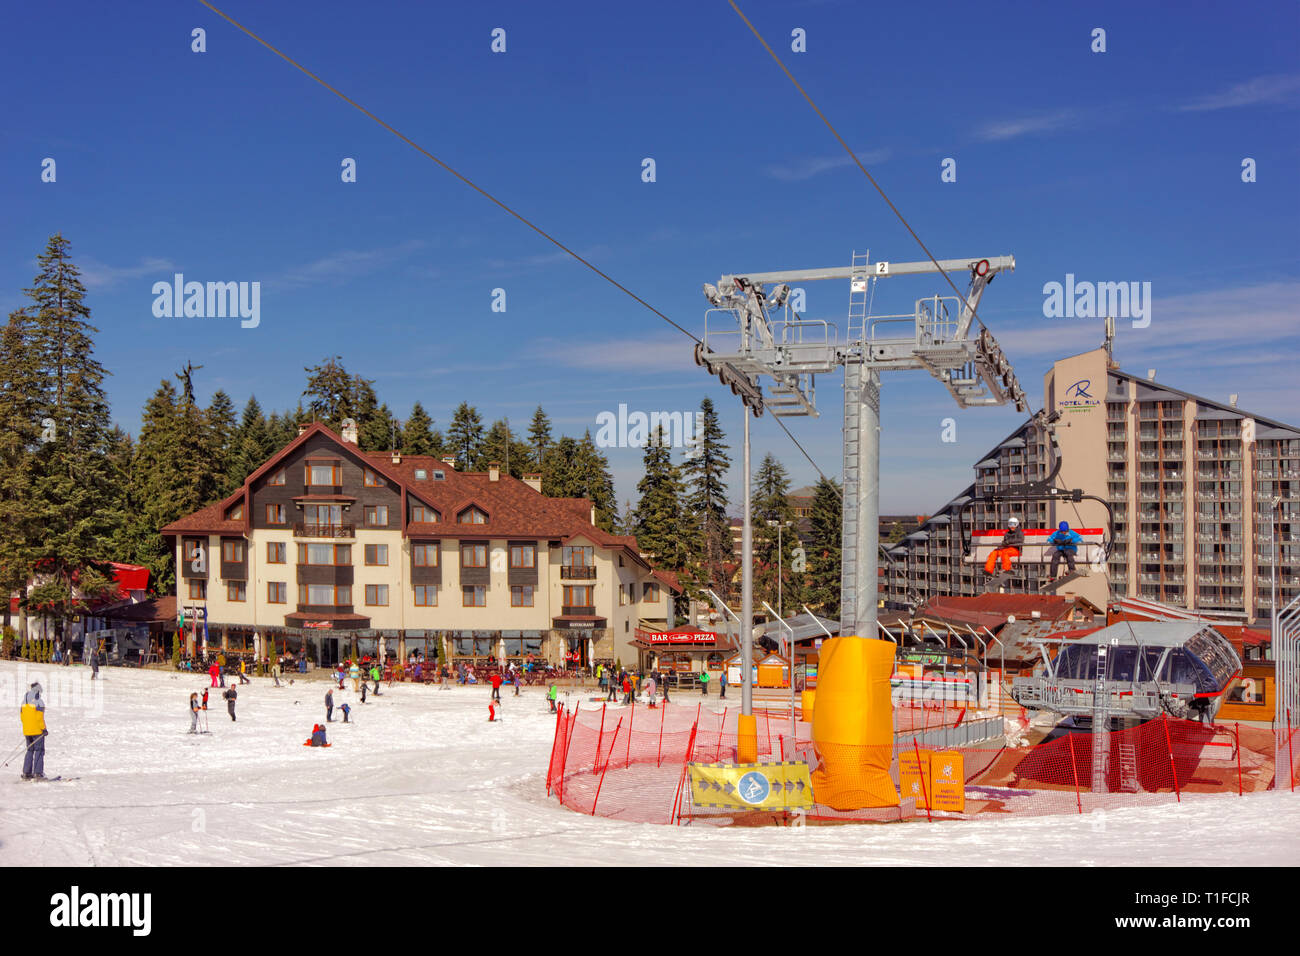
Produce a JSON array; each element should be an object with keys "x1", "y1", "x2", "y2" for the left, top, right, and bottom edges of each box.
[
  {"x1": 361, "y1": 402, "x2": 399, "y2": 453},
  {"x1": 752, "y1": 453, "x2": 801, "y2": 613},
  {"x1": 527, "y1": 406, "x2": 552, "y2": 467},
  {"x1": 303, "y1": 356, "x2": 368, "y2": 428},
  {"x1": 3, "y1": 235, "x2": 117, "y2": 630},
  {"x1": 573, "y1": 431, "x2": 619, "y2": 532},
  {"x1": 231, "y1": 396, "x2": 275, "y2": 485},
  {"x1": 541, "y1": 436, "x2": 580, "y2": 496},
  {"x1": 681, "y1": 396, "x2": 731, "y2": 596},
  {"x1": 632, "y1": 427, "x2": 689, "y2": 570},
  {"x1": 0, "y1": 309, "x2": 44, "y2": 627},
  {"x1": 402, "y1": 402, "x2": 439, "y2": 456},
  {"x1": 446, "y1": 402, "x2": 484, "y2": 468},
  {"x1": 806, "y1": 476, "x2": 842, "y2": 618},
  {"x1": 206, "y1": 389, "x2": 238, "y2": 496}
]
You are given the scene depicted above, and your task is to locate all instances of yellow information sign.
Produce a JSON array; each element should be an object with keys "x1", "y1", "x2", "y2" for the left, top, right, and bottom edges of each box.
[
  {"x1": 688, "y1": 761, "x2": 814, "y2": 811},
  {"x1": 928, "y1": 751, "x2": 966, "y2": 813},
  {"x1": 899, "y1": 748, "x2": 933, "y2": 809}
]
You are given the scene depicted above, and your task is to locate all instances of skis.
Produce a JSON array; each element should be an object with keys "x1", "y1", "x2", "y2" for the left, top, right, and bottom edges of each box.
[
  {"x1": 17, "y1": 775, "x2": 77, "y2": 783},
  {"x1": 1038, "y1": 569, "x2": 1086, "y2": 592}
]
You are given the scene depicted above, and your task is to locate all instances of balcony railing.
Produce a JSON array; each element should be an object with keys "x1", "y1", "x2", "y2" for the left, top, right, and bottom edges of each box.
[
  {"x1": 560, "y1": 565, "x2": 597, "y2": 580},
  {"x1": 293, "y1": 523, "x2": 355, "y2": 538},
  {"x1": 561, "y1": 605, "x2": 597, "y2": 617}
]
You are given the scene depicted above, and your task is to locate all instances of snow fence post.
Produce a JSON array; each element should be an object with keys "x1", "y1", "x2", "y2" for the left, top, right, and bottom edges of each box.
[
  {"x1": 547, "y1": 704, "x2": 564, "y2": 797},
  {"x1": 556, "y1": 704, "x2": 578, "y2": 806},
  {"x1": 716, "y1": 707, "x2": 727, "y2": 762},
  {"x1": 657, "y1": 701, "x2": 666, "y2": 768},
  {"x1": 1234, "y1": 723, "x2": 1243, "y2": 797},
  {"x1": 913, "y1": 738, "x2": 932, "y2": 823},
  {"x1": 1067, "y1": 732, "x2": 1082, "y2": 814},
  {"x1": 671, "y1": 720, "x2": 700, "y2": 825},
  {"x1": 1289, "y1": 709, "x2": 1296, "y2": 793},
  {"x1": 1161, "y1": 714, "x2": 1181, "y2": 802},
  {"x1": 594, "y1": 702, "x2": 606, "y2": 774},
  {"x1": 626, "y1": 698, "x2": 635, "y2": 769},
  {"x1": 591, "y1": 716, "x2": 623, "y2": 817}
]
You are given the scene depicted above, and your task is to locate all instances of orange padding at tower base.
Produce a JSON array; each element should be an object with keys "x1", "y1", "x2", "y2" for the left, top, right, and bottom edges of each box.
[{"x1": 811, "y1": 636, "x2": 900, "y2": 810}]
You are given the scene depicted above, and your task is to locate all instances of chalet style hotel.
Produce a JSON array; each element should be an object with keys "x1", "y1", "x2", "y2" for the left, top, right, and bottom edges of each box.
[{"x1": 161, "y1": 422, "x2": 679, "y2": 668}]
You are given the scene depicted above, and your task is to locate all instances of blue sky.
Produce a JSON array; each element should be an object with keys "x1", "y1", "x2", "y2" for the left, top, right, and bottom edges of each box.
[{"x1": 3, "y1": 0, "x2": 1297, "y2": 515}]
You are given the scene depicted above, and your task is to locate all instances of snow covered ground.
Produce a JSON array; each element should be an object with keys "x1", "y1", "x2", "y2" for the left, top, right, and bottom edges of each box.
[{"x1": 1, "y1": 659, "x2": 1296, "y2": 866}]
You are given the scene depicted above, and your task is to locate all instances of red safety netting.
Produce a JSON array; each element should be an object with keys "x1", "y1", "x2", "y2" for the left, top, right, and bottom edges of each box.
[{"x1": 545, "y1": 701, "x2": 1284, "y2": 825}]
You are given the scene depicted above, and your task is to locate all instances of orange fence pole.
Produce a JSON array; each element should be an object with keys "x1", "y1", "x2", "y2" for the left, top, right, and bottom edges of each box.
[
  {"x1": 1161, "y1": 714, "x2": 1181, "y2": 802},
  {"x1": 546, "y1": 704, "x2": 564, "y2": 797},
  {"x1": 671, "y1": 721, "x2": 700, "y2": 824},
  {"x1": 1067, "y1": 733, "x2": 1083, "y2": 814},
  {"x1": 657, "y1": 702, "x2": 666, "y2": 768},
  {"x1": 716, "y1": 707, "x2": 728, "y2": 762},
  {"x1": 593, "y1": 702, "x2": 606, "y2": 774},
  {"x1": 556, "y1": 707, "x2": 578, "y2": 805},
  {"x1": 1234, "y1": 723, "x2": 1243, "y2": 797},
  {"x1": 913, "y1": 738, "x2": 932, "y2": 823},
  {"x1": 591, "y1": 716, "x2": 623, "y2": 817},
  {"x1": 1289, "y1": 709, "x2": 1295, "y2": 793},
  {"x1": 626, "y1": 699, "x2": 635, "y2": 769}
]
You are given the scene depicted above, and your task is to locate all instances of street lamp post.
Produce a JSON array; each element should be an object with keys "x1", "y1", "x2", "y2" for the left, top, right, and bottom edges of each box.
[
  {"x1": 767, "y1": 519, "x2": 794, "y2": 619},
  {"x1": 1271, "y1": 495, "x2": 1282, "y2": 623}
]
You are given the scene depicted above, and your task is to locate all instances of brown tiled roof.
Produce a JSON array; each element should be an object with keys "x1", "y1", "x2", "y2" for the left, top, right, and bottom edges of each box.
[
  {"x1": 916, "y1": 593, "x2": 1103, "y2": 630},
  {"x1": 98, "y1": 595, "x2": 178, "y2": 624},
  {"x1": 162, "y1": 423, "x2": 659, "y2": 573}
]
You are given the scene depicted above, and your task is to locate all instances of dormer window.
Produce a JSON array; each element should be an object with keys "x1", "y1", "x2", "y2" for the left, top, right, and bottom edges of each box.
[
  {"x1": 433, "y1": 470, "x2": 446, "y2": 480},
  {"x1": 459, "y1": 507, "x2": 487, "y2": 525},
  {"x1": 268, "y1": 469, "x2": 285, "y2": 486},
  {"x1": 415, "y1": 468, "x2": 428, "y2": 480},
  {"x1": 305, "y1": 463, "x2": 341, "y2": 486},
  {"x1": 411, "y1": 503, "x2": 439, "y2": 523},
  {"x1": 364, "y1": 469, "x2": 383, "y2": 487},
  {"x1": 227, "y1": 503, "x2": 244, "y2": 520}
]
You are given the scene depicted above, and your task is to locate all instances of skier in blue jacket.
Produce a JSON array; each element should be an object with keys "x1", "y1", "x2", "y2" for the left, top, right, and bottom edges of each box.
[{"x1": 1046, "y1": 521, "x2": 1083, "y2": 578}]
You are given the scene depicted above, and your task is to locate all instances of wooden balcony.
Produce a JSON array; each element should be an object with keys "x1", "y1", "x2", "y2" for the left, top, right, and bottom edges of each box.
[
  {"x1": 561, "y1": 605, "x2": 596, "y2": 616},
  {"x1": 293, "y1": 522, "x2": 355, "y2": 538},
  {"x1": 561, "y1": 565, "x2": 597, "y2": 580}
]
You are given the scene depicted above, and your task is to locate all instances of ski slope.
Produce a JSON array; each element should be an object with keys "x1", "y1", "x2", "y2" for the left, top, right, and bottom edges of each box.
[{"x1": 0, "y1": 660, "x2": 1295, "y2": 866}]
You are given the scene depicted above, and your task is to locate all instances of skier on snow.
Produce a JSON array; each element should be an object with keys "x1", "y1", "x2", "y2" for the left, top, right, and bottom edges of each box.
[
  {"x1": 223, "y1": 685, "x2": 237, "y2": 721},
  {"x1": 20, "y1": 682, "x2": 48, "y2": 780}
]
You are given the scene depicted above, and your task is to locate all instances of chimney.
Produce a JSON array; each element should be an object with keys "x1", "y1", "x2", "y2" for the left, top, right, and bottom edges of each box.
[
  {"x1": 1146, "y1": 369, "x2": 1156, "y2": 381},
  {"x1": 488, "y1": 461, "x2": 501, "y2": 482},
  {"x1": 341, "y1": 419, "x2": 358, "y2": 444},
  {"x1": 441, "y1": 456, "x2": 457, "y2": 470},
  {"x1": 390, "y1": 452, "x2": 401, "y2": 465},
  {"x1": 297, "y1": 423, "x2": 310, "y2": 437},
  {"x1": 1228, "y1": 394, "x2": 1238, "y2": 407},
  {"x1": 523, "y1": 472, "x2": 543, "y2": 493}
]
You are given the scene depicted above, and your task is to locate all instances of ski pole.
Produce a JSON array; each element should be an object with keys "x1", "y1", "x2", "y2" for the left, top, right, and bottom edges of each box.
[{"x1": 1, "y1": 737, "x2": 37, "y2": 768}]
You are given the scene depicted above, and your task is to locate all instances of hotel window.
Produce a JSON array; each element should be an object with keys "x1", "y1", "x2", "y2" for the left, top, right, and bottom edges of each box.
[
  {"x1": 363, "y1": 469, "x2": 383, "y2": 487},
  {"x1": 643, "y1": 583, "x2": 660, "y2": 603},
  {"x1": 364, "y1": 544, "x2": 388, "y2": 566},
  {"x1": 411, "y1": 503, "x2": 439, "y2": 523},
  {"x1": 305, "y1": 463, "x2": 341, "y2": 486},
  {"x1": 463, "y1": 585, "x2": 486, "y2": 607},
  {"x1": 461, "y1": 543, "x2": 487, "y2": 568},
  {"x1": 363, "y1": 505, "x2": 388, "y2": 527},
  {"x1": 619, "y1": 584, "x2": 627, "y2": 607},
  {"x1": 297, "y1": 543, "x2": 350, "y2": 566},
  {"x1": 226, "y1": 581, "x2": 246, "y2": 602},
  {"x1": 303, "y1": 503, "x2": 342, "y2": 527},
  {"x1": 267, "y1": 469, "x2": 285, "y2": 486},
  {"x1": 511, "y1": 585, "x2": 534, "y2": 607},
  {"x1": 413, "y1": 543, "x2": 439, "y2": 567},
  {"x1": 267, "y1": 582, "x2": 287, "y2": 604},
  {"x1": 266, "y1": 504, "x2": 286, "y2": 525},
  {"x1": 365, "y1": 584, "x2": 390, "y2": 606},
  {"x1": 299, "y1": 584, "x2": 351, "y2": 606},
  {"x1": 188, "y1": 579, "x2": 207, "y2": 600},
  {"x1": 267, "y1": 541, "x2": 286, "y2": 564},
  {"x1": 563, "y1": 585, "x2": 593, "y2": 608},
  {"x1": 222, "y1": 540, "x2": 245, "y2": 562},
  {"x1": 414, "y1": 585, "x2": 438, "y2": 606},
  {"x1": 510, "y1": 544, "x2": 535, "y2": 569},
  {"x1": 562, "y1": 545, "x2": 593, "y2": 567},
  {"x1": 459, "y1": 506, "x2": 487, "y2": 524}
]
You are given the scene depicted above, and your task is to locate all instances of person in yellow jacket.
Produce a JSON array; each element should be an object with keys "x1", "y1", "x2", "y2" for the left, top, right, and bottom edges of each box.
[{"x1": 20, "y1": 682, "x2": 48, "y2": 780}]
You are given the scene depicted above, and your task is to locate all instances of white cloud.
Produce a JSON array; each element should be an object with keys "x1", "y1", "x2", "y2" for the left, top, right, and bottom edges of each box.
[
  {"x1": 78, "y1": 256, "x2": 176, "y2": 290},
  {"x1": 764, "y1": 148, "x2": 890, "y2": 181},
  {"x1": 1179, "y1": 73, "x2": 1300, "y2": 112},
  {"x1": 532, "y1": 336, "x2": 699, "y2": 373},
  {"x1": 272, "y1": 240, "x2": 426, "y2": 289},
  {"x1": 973, "y1": 111, "x2": 1075, "y2": 142}
]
